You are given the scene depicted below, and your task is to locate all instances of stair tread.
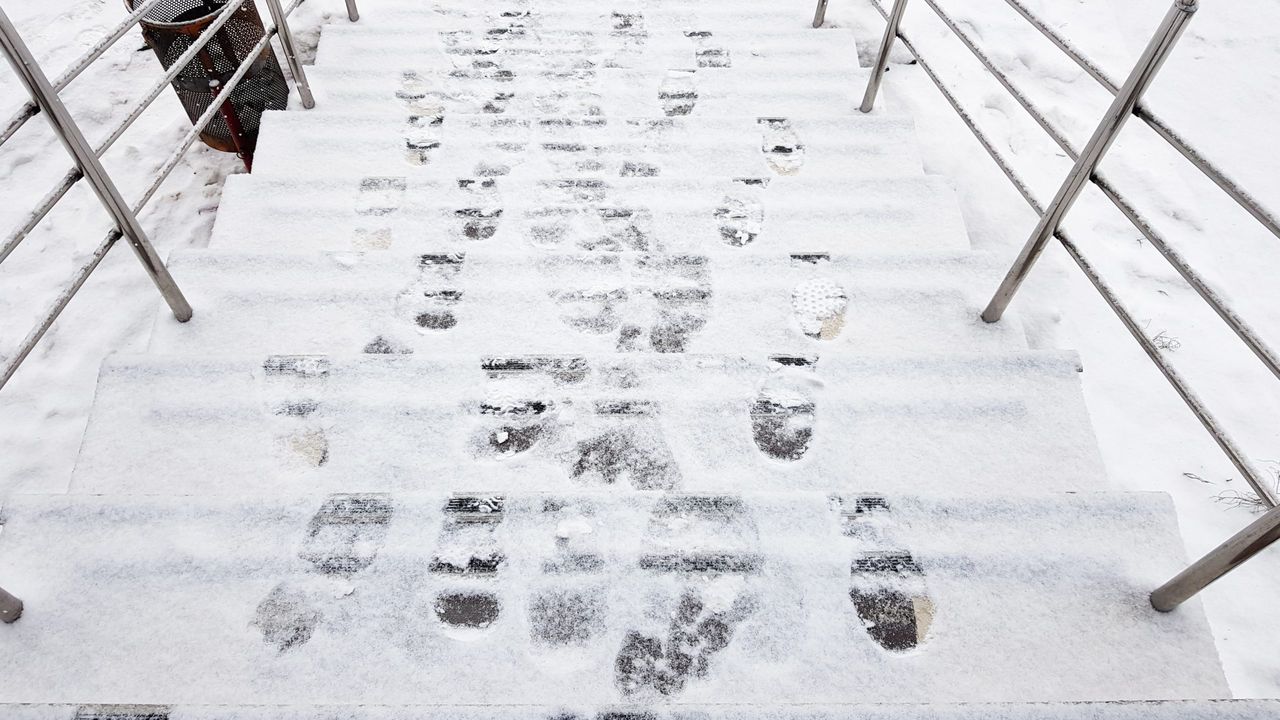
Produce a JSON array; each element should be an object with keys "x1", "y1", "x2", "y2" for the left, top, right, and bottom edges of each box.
[
  {"x1": 306, "y1": 65, "x2": 875, "y2": 117},
  {"x1": 250, "y1": 112, "x2": 925, "y2": 180},
  {"x1": 3, "y1": 702, "x2": 1278, "y2": 719},
  {"x1": 75, "y1": 350, "x2": 1102, "y2": 495},
  {"x1": 150, "y1": 249, "x2": 1022, "y2": 354},
  {"x1": 0, "y1": 490, "x2": 1225, "y2": 703},
  {"x1": 208, "y1": 174, "x2": 971, "y2": 252}
]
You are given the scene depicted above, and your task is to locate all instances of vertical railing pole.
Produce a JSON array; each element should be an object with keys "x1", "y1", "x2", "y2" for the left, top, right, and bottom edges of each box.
[
  {"x1": 0, "y1": 584, "x2": 22, "y2": 623},
  {"x1": 0, "y1": 6, "x2": 193, "y2": 322},
  {"x1": 981, "y1": 0, "x2": 1197, "y2": 322},
  {"x1": 345, "y1": 0, "x2": 360, "y2": 23},
  {"x1": 264, "y1": 0, "x2": 315, "y2": 109},
  {"x1": 1152, "y1": 504, "x2": 1280, "y2": 611},
  {"x1": 860, "y1": 0, "x2": 910, "y2": 112},
  {"x1": 812, "y1": 0, "x2": 830, "y2": 28}
]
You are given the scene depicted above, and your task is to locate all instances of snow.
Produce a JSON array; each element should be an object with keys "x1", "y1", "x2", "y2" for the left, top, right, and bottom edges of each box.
[
  {"x1": 822, "y1": 0, "x2": 1280, "y2": 696},
  {"x1": 0, "y1": 491, "x2": 1230, "y2": 702},
  {"x1": 0, "y1": 0, "x2": 1278, "y2": 703}
]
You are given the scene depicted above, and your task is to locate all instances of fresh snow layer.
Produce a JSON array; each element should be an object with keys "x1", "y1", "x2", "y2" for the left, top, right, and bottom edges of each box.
[
  {"x1": 4, "y1": 704, "x2": 1280, "y2": 720},
  {"x1": 249, "y1": 114, "x2": 926, "y2": 180},
  {"x1": 314, "y1": 26, "x2": 859, "y2": 73},
  {"x1": 72, "y1": 352, "x2": 1102, "y2": 496},
  {"x1": 307, "y1": 66, "x2": 872, "y2": 118},
  {"x1": 0, "y1": 491, "x2": 1225, "y2": 703},
  {"x1": 148, "y1": 251, "x2": 1024, "y2": 355},
  {"x1": 207, "y1": 175, "x2": 971, "y2": 252}
]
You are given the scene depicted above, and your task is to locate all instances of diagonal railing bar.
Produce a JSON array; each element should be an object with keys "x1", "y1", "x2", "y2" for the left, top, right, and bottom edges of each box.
[
  {"x1": 0, "y1": 0, "x2": 167, "y2": 149},
  {"x1": 997, "y1": 0, "x2": 1280, "y2": 244},
  {"x1": 907, "y1": 0, "x2": 1280, "y2": 391},
  {"x1": 0, "y1": 0, "x2": 358, "y2": 393},
  {"x1": 843, "y1": 0, "x2": 1280, "y2": 609},
  {"x1": 856, "y1": 0, "x2": 1277, "y2": 513},
  {"x1": 0, "y1": 0, "x2": 250, "y2": 266}
]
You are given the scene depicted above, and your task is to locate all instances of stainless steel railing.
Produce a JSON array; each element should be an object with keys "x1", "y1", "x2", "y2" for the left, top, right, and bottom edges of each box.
[
  {"x1": 819, "y1": 0, "x2": 1280, "y2": 609},
  {"x1": 0, "y1": 0, "x2": 357, "y2": 393}
]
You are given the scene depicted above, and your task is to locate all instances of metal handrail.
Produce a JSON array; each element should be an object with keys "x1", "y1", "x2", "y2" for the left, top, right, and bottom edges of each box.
[
  {"x1": 0, "y1": 0, "x2": 357, "y2": 393},
  {"x1": 0, "y1": 0, "x2": 167, "y2": 148},
  {"x1": 831, "y1": 0, "x2": 1280, "y2": 608},
  {"x1": 0, "y1": 0, "x2": 250, "y2": 265},
  {"x1": 997, "y1": 0, "x2": 1280, "y2": 244}
]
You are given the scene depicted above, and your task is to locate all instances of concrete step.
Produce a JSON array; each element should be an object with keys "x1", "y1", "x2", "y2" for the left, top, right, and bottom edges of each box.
[
  {"x1": 150, "y1": 250, "x2": 1022, "y2": 354},
  {"x1": 332, "y1": 2, "x2": 836, "y2": 32},
  {"x1": 250, "y1": 113, "x2": 925, "y2": 180},
  {"x1": 0, "y1": 491, "x2": 1225, "y2": 702},
  {"x1": 313, "y1": 26, "x2": 859, "y2": 75},
  {"x1": 208, "y1": 175, "x2": 971, "y2": 252},
  {"x1": 306, "y1": 66, "x2": 871, "y2": 118},
  {"x1": 75, "y1": 352, "x2": 1101, "y2": 495},
  {"x1": 1, "y1": 703, "x2": 1276, "y2": 720}
]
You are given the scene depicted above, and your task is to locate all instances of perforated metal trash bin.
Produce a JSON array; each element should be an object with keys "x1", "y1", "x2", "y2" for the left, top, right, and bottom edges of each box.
[{"x1": 128, "y1": 0, "x2": 289, "y2": 166}]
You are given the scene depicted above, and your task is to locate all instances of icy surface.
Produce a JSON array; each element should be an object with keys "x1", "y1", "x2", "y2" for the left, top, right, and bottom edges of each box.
[
  {"x1": 72, "y1": 352, "x2": 1104, "y2": 495},
  {"x1": 0, "y1": 491, "x2": 1227, "y2": 703},
  {"x1": 0, "y1": 0, "x2": 1264, "y2": 705}
]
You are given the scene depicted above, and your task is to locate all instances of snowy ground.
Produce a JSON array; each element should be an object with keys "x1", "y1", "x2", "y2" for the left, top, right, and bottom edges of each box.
[{"x1": 0, "y1": 0, "x2": 1278, "y2": 698}]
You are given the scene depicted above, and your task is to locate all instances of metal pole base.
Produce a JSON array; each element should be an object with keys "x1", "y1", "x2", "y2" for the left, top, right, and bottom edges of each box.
[
  {"x1": 345, "y1": 0, "x2": 360, "y2": 23},
  {"x1": 1152, "y1": 503, "x2": 1280, "y2": 612},
  {"x1": 0, "y1": 585, "x2": 23, "y2": 623},
  {"x1": 812, "y1": 0, "x2": 830, "y2": 28}
]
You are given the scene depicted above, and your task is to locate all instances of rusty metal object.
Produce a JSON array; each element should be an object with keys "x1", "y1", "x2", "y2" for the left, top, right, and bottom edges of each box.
[{"x1": 128, "y1": 0, "x2": 289, "y2": 167}]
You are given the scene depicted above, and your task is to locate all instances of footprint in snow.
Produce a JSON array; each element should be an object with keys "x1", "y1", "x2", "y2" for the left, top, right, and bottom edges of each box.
[
  {"x1": 792, "y1": 277, "x2": 849, "y2": 341},
  {"x1": 759, "y1": 117, "x2": 806, "y2": 176},
  {"x1": 659, "y1": 70, "x2": 698, "y2": 117},
  {"x1": 253, "y1": 494, "x2": 395, "y2": 652},
  {"x1": 750, "y1": 357, "x2": 819, "y2": 462},
  {"x1": 431, "y1": 495, "x2": 506, "y2": 632},
  {"x1": 836, "y1": 495, "x2": 936, "y2": 652}
]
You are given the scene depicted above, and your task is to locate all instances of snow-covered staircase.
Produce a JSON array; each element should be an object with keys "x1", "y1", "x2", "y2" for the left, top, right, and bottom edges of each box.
[{"x1": 0, "y1": 0, "x2": 1269, "y2": 713}]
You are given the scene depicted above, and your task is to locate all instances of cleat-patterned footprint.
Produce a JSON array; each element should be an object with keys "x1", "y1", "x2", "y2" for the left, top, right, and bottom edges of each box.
[
  {"x1": 404, "y1": 113, "x2": 444, "y2": 166},
  {"x1": 835, "y1": 496, "x2": 935, "y2": 653},
  {"x1": 759, "y1": 117, "x2": 806, "y2": 175},
  {"x1": 432, "y1": 495, "x2": 506, "y2": 631},
  {"x1": 253, "y1": 493, "x2": 394, "y2": 652},
  {"x1": 659, "y1": 70, "x2": 698, "y2": 116},
  {"x1": 262, "y1": 355, "x2": 332, "y2": 469},
  {"x1": 750, "y1": 360, "x2": 818, "y2": 462},
  {"x1": 686, "y1": 31, "x2": 731, "y2": 68},
  {"x1": 455, "y1": 177, "x2": 503, "y2": 241},
  {"x1": 715, "y1": 180, "x2": 767, "y2": 247},
  {"x1": 475, "y1": 400, "x2": 554, "y2": 457},
  {"x1": 355, "y1": 177, "x2": 407, "y2": 217},
  {"x1": 300, "y1": 494, "x2": 395, "y2": 576},
  {"x1": 528, "y1": 499, "x2": 608, "y2": 647},
  {"x1": 792, "y1": 277, "x2": 849, "y2": 340},
  {"x1": 570, "y1": 400, "x2": 681, "y2": 490},
  {"x1": 395, "y1": 253, "x2": 467, "y2": 333},
  {"x1": 617, "y1": 496, "x2": 760, "y2": 696},
  {"x1": 546, "y1": 255, "x2": 710, "y2": 352}
]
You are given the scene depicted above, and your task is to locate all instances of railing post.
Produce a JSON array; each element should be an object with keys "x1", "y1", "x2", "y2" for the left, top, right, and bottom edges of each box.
[
  {"x1": 812, "y1": 0, "x2": 830, "y2": 28},
  {"x1": 981, "y1": 0, "x2": 1197, "y2": 322},
  {"x1": 264, "y1": 0, "x2": 315, "y2": 109},
  {"x1": 0, "y1": 6, "x2": 193, "y2": 322},
  {"x1": 860, "y1": 0, "x2": 910, "y2": 113},
  {"x1": 345, "y1": 0, "x2": 360, "y2": 23},
  {"x1": 0, "y1": 584, "x2": 22, "y2": 623},
  {"x1": 1152, "y1": 504, "x2": 1280, "y2": 611}
]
